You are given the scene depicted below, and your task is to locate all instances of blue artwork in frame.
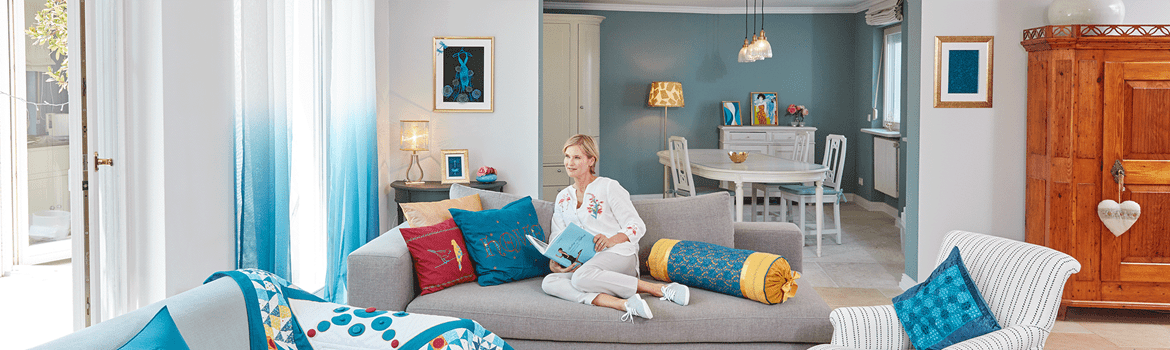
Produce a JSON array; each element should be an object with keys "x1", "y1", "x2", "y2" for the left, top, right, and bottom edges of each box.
[
  {"x1": 722, "y1": 101, "x2": 741, "y2": 126},
  {"x1": 441, "y1": 149, "x2": 470, "y2": 184},
  {"x1": 934, "y1": 36, "x2": 993, "y2": 108},
  {"x1": 434, "y1": 37, "x2": 494, "y2": 112}
]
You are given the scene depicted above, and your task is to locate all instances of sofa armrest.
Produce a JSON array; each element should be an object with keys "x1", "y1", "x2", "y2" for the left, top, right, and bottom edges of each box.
[
  {"x1": 347, "y1": 227, "x2": 418, "y2": 311},
  {"x1": 733, "y1": 221, "x2": 804, "y2": 272},
  {"x1": 945, "y1": 324, "x2": 1049, "y2": 350},
  {"x1": 826, "y1": 305, "x2": 911, "y2": 350}
]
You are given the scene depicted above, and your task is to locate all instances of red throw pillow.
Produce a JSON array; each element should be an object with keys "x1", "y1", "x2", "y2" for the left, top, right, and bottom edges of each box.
[{"x1": 399, "y1": 218, "x2": 477, "y2": 295}]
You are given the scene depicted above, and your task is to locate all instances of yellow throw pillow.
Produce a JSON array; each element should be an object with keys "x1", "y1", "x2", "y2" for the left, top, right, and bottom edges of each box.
[{"x1": 400, "y1": 194, "x2": 482, "y2": 228}]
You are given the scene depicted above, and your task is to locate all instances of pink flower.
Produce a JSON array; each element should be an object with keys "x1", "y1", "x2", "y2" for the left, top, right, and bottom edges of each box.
[
  {"x1": 786, "y1": 104, "x2": 798, "y2": 114},
  {"x1": 477, "y1": 166, "x2": 496, "y2": 177},
  {"x1": 802, "y1": 108, "x2": 810, "y2": 116}
]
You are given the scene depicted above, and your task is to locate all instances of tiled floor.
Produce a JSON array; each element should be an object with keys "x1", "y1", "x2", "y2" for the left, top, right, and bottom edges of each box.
[{"x1": 784, "y1": 200, "x2": 1170, "y2": 350}]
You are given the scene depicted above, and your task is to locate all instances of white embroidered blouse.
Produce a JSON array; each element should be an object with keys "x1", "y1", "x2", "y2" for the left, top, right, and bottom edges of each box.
[{"x1": 550, "y1": 177, "x2": 646, "y2": 257}]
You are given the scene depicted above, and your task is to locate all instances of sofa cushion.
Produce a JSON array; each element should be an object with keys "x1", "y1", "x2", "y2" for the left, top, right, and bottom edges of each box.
[
  {"x1": 406, "y1": 277, "x2": 832, "y2": 344},
  {"x1": 399, "y1": 218, "x2": 477, "y2": 295},
  {"x1": 118, "y1": 306, "x2": 190, "y2": 350},
  {"x1": 450, "y1": 184, "x2": 555, "y2": 239},
  {"x1": 449, "y1": 196, "x2": 551, "y2": 286},
  {"x1": 633, "y1": 192, "x2": 734, "y2": 273},
  {"x1": 893, "y1": 247, "x2": 1001, "y2": 350},
  {"x1": 399, "y1": 193, "x2": 481, "y2": 228}
]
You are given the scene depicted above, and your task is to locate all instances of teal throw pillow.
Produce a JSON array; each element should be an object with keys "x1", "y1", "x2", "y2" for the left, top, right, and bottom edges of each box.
[
  {"x1": 118, "y1": 306, "x2": 191, "y2": 350},
  {"x1": 892, "y1": 247, "x2": 1001, "y2": 350},
  {"x1": 449, "y1": 196, "x2": 551, "y2": 286}
]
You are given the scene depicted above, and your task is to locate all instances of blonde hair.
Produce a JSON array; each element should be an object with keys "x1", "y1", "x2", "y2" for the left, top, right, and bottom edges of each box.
[{"x1": 563, "y1": 134, "x2": 599, "y2": 175}]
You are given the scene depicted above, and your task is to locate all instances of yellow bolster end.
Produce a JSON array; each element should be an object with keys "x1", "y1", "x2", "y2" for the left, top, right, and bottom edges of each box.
[
  {"x1": 648, "y1": 239, "x2": 679, "y2": 283},
  {"x1": 739, "y1": 252, "x2": 799, "y2": 304}
]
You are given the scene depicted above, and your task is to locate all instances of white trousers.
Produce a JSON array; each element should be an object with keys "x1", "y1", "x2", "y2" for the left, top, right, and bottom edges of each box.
[{"x1": 541, "y1": 250, "x2": 639, "y2": 305}]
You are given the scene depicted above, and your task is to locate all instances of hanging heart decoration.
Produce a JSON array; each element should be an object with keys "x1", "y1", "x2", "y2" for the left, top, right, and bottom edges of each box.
[{"x1": 1097, "y1": 199, "x2": 1141, "y2": 237}]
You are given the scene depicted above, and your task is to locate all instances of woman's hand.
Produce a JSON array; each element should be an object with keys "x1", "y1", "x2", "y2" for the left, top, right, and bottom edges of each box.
[
  {"x1": 593, "y1": 233, "x2": 630, "y2": 252},
  {"x1": 549, "y1": 259, "x2": 579, "y2": 273}
]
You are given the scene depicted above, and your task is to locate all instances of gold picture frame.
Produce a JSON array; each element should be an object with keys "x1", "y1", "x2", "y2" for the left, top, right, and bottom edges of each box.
[
  {"x1": 440, "y1": 149, "x2": 471, "y2": 184},
  {"x1": 934, "y1": 36, "x2": 994, "y2": 108},
  {"x1": 433, "y1": 37, "x2": 494, "y2": 112}
]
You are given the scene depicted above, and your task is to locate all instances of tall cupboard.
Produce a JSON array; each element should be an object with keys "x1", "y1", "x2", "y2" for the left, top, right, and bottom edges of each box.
[
  {"x1": 541, "y1": 14, "x2": 603, "y2": 201},
  {"x1": 1022, "y1": 25, "x2": 1170, "y2": 312}
]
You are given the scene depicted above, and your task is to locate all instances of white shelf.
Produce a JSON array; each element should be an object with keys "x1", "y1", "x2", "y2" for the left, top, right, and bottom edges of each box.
[{"x1": 861, "y1": 128, "x2": 900, "y2": 138}]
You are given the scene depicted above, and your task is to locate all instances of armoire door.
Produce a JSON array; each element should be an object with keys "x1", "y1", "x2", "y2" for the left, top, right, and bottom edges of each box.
[{"x1": 1101, "y1": 61, "x2": 1170, "y2": 303}]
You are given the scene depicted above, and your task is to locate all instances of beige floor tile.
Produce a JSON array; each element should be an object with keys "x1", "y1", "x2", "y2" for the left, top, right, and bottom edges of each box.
[
  {"x1": 814, "y1": 287, "x2": 892, "y2": 307},
  {"x1": 819, "y1": 262, "x2": 901, "y2": 289},
  {"x1": 1052, "y1": 320, "x2": 1093, "y2": 334},
  {"x1": 1081, "y1": 322, "x2": 1170, "y2": 348},
  {"x1": 1044, "y1": 333, "x2": 1122, "y2": 350},
  {"x1": 797, "y1": 263, "x2": 839, "y2": 288},
  {"x1": 878, "y1": 287, "x2": 905, "y2": 299}
]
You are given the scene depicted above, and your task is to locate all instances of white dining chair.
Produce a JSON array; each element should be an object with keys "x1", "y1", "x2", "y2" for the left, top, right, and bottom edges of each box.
[
  {"x1": 777, "y1": 134, "x2": 847, "y2": 244},
  {"x1": 667, "y1": 136, "x2": 729, "y2": 198},
  {"x1": 750, "y1": 130, "x2": 812, "y2": 221}
]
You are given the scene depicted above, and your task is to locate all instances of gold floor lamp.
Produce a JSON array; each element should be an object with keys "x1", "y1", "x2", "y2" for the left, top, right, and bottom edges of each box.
[{"x1": 648, "y1": 81, "x2": 684, "y2": 198}]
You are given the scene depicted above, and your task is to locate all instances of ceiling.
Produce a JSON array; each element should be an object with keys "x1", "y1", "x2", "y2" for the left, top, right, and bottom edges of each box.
[{"x1": 544, "y1": 0, "x2": 885, "y2": 14}]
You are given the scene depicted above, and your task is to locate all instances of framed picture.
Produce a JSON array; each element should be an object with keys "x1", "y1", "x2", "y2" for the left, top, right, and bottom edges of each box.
[
  {"x1": 749, "y1": 92, "x2": 778, "y2": 125},
  {"x1": 434, "y1": 37, "x2": 494, "y2": 112},
  {"x1": 934, "y1": 36, "x2": 993, "y2": 108},
  {"x1": 722, "y1": 101, "x2": 741, "y2": 126},
  {"x1": 441, "y1": 149, "x2": 471, "y2": 184}
]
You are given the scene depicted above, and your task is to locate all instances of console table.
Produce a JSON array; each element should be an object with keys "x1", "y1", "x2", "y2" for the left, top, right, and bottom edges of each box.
[{"x1": 390, "y1": 180, "x2": 507, "y2": 225}]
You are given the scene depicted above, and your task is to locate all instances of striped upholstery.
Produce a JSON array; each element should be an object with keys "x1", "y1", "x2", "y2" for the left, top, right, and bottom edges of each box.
[{"x1": 810, "y1": 230, "x2": 1081, "y2": 350}]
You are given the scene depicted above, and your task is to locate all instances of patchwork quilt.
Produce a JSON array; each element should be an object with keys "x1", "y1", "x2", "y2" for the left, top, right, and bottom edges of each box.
[{"x1": 206, "y1": 268, "x2": 512, "y2": 350}]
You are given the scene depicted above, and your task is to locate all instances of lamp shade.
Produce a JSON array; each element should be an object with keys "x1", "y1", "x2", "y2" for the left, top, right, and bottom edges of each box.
[
  {"x1": 648, "y1": 82, "x2": 685, "y2": 108},
  {"x1": 400, "y1": 120, "x2": 430, "y2": 151}
]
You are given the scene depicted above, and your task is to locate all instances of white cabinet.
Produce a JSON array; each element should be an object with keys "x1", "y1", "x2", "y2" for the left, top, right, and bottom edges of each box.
[
  {"x1": 718, "y1": 126, "x2": 816, "y2": 162},
  {"x1": 541, "y1": 14, "x2": 603, "y2": 201}
]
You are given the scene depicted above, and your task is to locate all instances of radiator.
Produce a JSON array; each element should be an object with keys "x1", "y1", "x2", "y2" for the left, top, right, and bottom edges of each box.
[{"x1": 874, "y1": 137, "x2": 898, "y2": 198}]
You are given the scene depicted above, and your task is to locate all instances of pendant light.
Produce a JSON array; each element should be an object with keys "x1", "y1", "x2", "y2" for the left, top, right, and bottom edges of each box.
[
  {"x1": 749, "y1": 0, "x2": 761, "y2": 61},
  {"x1": 737, "y1": 0, "x2": 753, "y2": 62},
  {"x1": 756, "y1": 0, "x2": 773, "y2": 58}
]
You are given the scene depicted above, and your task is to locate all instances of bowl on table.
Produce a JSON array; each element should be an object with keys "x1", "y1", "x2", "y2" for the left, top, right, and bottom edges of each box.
[{"x1": 728, "y1": 151, "x2": 748, "y2": 163}]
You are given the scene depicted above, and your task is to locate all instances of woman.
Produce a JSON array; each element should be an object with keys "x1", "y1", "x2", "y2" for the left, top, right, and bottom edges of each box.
[{"x1": 541, "y1": 134, "x2": 690, "y2": 322}]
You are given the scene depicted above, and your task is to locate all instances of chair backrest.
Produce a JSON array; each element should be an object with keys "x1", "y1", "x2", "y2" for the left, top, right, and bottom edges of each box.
[
  {"x1": 937, "y1": 230, "x2": 1081, "y2": 332},
  {"x1": 820, "y1": 134, "x2": 848, "y2": 190},
  {"x1": 667, "y1": 136, "x2": 697, "y2": 197},
  {"x1": 789, "y1": 131, "x2": 811, "y2": 162}
]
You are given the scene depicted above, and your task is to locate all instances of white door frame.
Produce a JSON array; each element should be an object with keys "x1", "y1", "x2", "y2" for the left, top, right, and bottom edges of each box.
[{"x1": 1, "y1": 0, "x2": 31, "y2": 279}]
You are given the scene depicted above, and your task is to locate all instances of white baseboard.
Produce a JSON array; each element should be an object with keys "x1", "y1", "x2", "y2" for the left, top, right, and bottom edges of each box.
[
  {"x1": 845, "y1": 194, "x2": 899, "y2": 221},
  {"x1": 899, "y1": 273, "x2": 917, "y2": 291}
]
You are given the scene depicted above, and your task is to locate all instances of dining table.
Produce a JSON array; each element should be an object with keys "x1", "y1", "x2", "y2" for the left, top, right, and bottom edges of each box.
[{"x1": 657, "y1": 149, "x2": 831, "y2": 256}]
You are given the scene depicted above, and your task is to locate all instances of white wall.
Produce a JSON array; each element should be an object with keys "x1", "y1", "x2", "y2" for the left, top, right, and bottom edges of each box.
[
  {"x1": 915, "y1": 0, "x2": 1170, "y2": 279},
  {"x1": 378, "y1": 0, "x2": 542, "y2": 232},
  {"x1": 159, "y1": 1, "x2": 236, "y2": 297}
]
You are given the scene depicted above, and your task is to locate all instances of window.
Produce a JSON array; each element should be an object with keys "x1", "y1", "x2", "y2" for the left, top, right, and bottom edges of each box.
[{"x1": 882, "y1": 25, "x2": 903, "y2": 126}]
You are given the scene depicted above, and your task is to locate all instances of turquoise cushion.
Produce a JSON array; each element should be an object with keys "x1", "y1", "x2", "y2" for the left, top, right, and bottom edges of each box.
[
  {"x1": 118, "y1": 306, "x2": 191, "y2": 350},
  {"x1": 892, "y1": 247, "x2": 1001, "y2": 350},
  {"x1": 776, "y1": 184, "x2": 842, "y2": 196},
  {"x1": 450, "y1": 196, "x2": 551, "y2": 286}
]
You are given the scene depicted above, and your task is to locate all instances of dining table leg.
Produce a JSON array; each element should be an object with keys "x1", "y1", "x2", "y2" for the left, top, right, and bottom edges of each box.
[
  {"x1": 815, "y1": 180, "x2": 824, "y2": 257},
  {"x1": 734, "y1": 181, "x2": 744, "y2": 222}
]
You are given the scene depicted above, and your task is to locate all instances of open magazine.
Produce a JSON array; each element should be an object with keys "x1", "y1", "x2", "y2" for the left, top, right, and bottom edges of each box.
[{"x1": 526, "y1": 223, "x2": 597, "y2": 267}]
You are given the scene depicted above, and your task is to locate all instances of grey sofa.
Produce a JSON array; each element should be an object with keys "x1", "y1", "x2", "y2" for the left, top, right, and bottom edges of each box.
[
  {"x1": 348, "y1": 184, "x2": 833, "y2": 349},
  {"x1": 34, "y1": 277, "x2": 250, "y2": 349}
]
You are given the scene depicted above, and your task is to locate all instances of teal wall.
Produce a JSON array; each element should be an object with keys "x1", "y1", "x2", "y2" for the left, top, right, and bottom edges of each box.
[
  {"x1": 547, "y1": 9, "x2": 876, "y2": 197},
  {"x1": 902, "y1": 0, "x2": 921, "y2": 281}
]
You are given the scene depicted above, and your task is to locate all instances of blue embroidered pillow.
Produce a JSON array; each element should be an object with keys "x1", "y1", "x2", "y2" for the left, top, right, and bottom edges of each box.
[
  {"x1": 118, "y1": 306, "x2": 191, "y2": 350},
  {"x1": 892, "y1": 247, "x2": 1001, "y2": 350},
  {"x1": 450, "y1": 196, "x2": 551, "y2": 286}
]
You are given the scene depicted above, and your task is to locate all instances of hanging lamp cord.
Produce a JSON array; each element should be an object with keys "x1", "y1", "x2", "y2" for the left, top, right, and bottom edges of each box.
[{"x1": 744, "y1": 0, "x2": 749, "y2": 40}]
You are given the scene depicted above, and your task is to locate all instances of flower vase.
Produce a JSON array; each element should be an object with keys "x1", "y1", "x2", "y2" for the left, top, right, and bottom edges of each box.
[{"x1": 795, "y1": 116, "x2": 805, "y2": 127}]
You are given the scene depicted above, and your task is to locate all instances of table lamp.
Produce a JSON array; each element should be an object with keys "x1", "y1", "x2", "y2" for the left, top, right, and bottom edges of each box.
[
  {"x1": 400, "y1": 120, "x2": 429, "y2": 184},
  {"x1": 648, "y1": 81, "x2": 684, "y2": 198}
]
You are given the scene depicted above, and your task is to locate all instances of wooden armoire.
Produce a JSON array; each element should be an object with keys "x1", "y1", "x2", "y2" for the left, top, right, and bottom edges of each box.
[{"x1": 1022, "y1": 25, "x2": 1170, "y2": 312}]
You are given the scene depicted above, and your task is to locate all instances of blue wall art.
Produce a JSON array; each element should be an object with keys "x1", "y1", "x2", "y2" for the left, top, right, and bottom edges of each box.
[
  {"x1": 434, "y1": 37, "x2": 494, "y2": 112},
  {"x1": 722, "y1": 101, "x2": 741, "y2": 126},
  {"x1": 934, "y1": 36, "x2": 993, "y2": 108}
]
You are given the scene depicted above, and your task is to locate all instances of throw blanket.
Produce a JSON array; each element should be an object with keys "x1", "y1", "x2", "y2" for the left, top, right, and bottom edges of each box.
[
  {"x1": 647, "y1": 239, "x2": 800, "y2": 304},
  {"x1": 206, "y1": 268, "x2": 512, "y2": 350}
]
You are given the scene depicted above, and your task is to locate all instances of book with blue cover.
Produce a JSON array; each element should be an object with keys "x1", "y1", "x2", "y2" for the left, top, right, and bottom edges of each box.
[{"x1": 526, "y1": 223, "x2": 597, "y2": 267}]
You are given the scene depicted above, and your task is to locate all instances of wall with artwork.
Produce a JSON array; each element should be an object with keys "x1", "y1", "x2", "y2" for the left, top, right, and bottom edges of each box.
[
  {"x1": 544, "y1": 9, "x2": 871, "y2": 197},
  {"x1": 377, "y1": 0, "x2": 542, "y2": 232}
]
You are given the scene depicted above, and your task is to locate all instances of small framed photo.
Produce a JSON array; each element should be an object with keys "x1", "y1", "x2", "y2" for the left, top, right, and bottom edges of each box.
[
  {"x1": 722, "y1": 101, "x2": 741, "y2": 126},
  {"x1": 934, "y1": 36, "x2": 993, "y2": 108},
  {"x1": 441, "y1": 149, "x2": 471, "y2": 184},
  {"x1": 749, "y1": 92, "x2": 778, "y2": 125},
  {"x1": 434, "y1": 37, "x2": 494, "y2": 112}
]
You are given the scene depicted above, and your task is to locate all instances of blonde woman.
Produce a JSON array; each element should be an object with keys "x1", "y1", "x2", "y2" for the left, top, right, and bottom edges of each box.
[{"x1": 541, "y1": 134, "x2": 690, "y2": 322}]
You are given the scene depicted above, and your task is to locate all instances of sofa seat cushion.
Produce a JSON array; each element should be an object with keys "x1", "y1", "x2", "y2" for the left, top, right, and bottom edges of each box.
[{"x1": 405, "y1": 277, "x2": 832, "y2": 344}]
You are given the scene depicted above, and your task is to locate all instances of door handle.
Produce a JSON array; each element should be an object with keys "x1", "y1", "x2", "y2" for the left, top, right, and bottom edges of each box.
[{"x1": 94, "y1": 152, "x2": 113, "y2": 171}]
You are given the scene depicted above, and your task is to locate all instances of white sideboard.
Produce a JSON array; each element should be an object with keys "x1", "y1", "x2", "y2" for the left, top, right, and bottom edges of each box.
[{"x1": 718, "y1": 126, "x2": 816, "y2": 163}]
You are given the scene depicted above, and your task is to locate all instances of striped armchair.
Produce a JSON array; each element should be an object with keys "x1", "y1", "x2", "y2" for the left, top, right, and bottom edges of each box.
[{"x1": 810, "y1": 230, "x2": 1081, "y2": 350}]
